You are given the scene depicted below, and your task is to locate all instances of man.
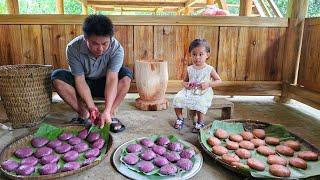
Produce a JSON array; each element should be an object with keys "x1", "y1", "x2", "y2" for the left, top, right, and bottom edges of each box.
[{"x1": 51, "y1": 15, "x2": 132, "y2": 132}]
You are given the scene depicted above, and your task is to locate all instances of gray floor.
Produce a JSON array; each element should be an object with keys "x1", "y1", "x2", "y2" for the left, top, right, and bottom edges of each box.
[{"x1": 0, "y1": 94, "x2": 320, "y2": 179}]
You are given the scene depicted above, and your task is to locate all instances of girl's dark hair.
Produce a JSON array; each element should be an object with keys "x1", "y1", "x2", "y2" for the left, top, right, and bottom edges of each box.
[
  {"x1": 188, "y1": 39, "x2": 210, "y2": 53},
  {"x1": 82, "y1": 15, "x2": 114, "y2": 37}
]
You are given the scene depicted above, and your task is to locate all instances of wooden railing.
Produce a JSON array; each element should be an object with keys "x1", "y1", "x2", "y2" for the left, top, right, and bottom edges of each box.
[
  {"x1": 0, "y1": 15, "x2": 288, "y2": 95},
  {"x1": 287, "y1": 17, "x2": 320, "y2": 109}
]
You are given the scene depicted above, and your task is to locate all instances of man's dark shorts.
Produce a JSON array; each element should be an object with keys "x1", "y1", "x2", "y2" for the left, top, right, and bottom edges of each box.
[{"x1": 51, "y1": 67, "x2": 133, "y2": 98}]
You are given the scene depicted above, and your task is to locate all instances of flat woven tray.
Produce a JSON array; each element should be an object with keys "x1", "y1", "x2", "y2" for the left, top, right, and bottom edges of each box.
[
  {"x1": 198, "y1": 119, "x2": 320, "y2": 178},
  {"x1": 0, "y1": 125, "x2": 113, "y2": 179}
]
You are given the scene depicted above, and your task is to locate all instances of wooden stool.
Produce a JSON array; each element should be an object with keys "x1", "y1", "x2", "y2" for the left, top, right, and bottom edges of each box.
[{"x1": 187, "y1": 98, "x2": 234, "y2": 121}]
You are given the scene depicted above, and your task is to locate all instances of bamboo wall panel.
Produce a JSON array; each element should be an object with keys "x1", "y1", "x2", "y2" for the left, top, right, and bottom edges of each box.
[
  {"x1": 218, "y1": 27, "x2": 239, "y2": 81},
  {"x1": 0, "y1": 25, "x2": 23, "y2": 65},
  {"x1": 114, "y1": 25, "x2": 134, "y2": 72},
  {"x1": 21, "y1": 25, "x2": 44, "y2": 64},
  {"x1": 299, "y1": 20, "x2": 320, "y2": 92},
  {"x1": 236, "y1": 27, "x2": 285, "y2": 81}
]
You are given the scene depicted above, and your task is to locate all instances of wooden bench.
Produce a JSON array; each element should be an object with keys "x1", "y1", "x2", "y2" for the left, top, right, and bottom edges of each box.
[{"x1": 187, "y1": 98, "x2": 234, "y2": 120}]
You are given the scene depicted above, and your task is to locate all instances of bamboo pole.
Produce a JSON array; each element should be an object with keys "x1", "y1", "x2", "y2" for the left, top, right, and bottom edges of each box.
[
  {"x1": 81, "y1": 0, "x2": 88, "y2": 15},
  {"x1": 239, "y1": 0, "x2": 252, "y2": 16},
  {"x1": 281, "y1": 0, "x2": 308, "y2": 102},
  {"x1": 56, "y1": 0, "x2": 64, "y2": 14},
  {"x1": 6, "y1": 0, "x2": 19, "y2": 14}
]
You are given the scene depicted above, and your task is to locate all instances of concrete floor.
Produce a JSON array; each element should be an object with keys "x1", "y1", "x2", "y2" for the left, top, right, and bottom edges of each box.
[{"x1": 0, "y1": 94, "x2": 320, "y2": 180}]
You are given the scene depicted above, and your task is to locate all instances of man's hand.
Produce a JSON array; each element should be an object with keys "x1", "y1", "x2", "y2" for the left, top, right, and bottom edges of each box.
[
  {"x1": 89, "y1": 106, "x2": 100, "y2": 125},
  {"x1": 98, "y1": 111, "x2": 112, "y2": 128}
]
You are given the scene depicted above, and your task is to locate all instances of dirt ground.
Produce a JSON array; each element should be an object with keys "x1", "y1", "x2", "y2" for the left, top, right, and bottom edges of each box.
[{"x1": 0, "y1": 94, "x2": 319, "y2": 180}]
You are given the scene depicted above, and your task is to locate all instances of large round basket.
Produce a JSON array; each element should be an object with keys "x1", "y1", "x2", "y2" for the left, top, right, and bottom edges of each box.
[
  {"x1": 0, "y1": 64, "x2": 52, "y2": 128},
  {"x1": 0, "y1": 125, "x2": 114, "y2": 179},
  {"x1": 198, "y1": 119, "x2": 320, "y2": 178}
]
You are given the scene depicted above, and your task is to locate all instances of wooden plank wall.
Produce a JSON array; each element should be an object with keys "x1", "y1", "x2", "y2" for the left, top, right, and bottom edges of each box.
[
  {"x1": 0, "y1": 15, "x2": 288, "y2": 96},
  {"x1": 285, "y1": 17, "x2": 320, "y2": 110},
  {"x1": 299, "y1": 18, "x2": 320, "y2": 92}
]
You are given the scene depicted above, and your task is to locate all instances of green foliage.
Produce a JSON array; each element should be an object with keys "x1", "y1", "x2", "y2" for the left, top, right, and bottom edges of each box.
[
  {"x1": 0, "y1": 0, "x2": 6, "y2": 14},
  {"x1": 18, "y1": 0, "x2": 56, "y2": 14},
  {"x1": 64, "y1": 0, "x2": 81, "y2": 14},
  {"x1": 308, "y1": 0, "x2": 320, "y2": 17}
]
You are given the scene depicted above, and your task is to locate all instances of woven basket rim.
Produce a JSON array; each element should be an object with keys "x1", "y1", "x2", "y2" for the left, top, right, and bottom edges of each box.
[{"x1": 0, "y1": 64, "x2": 53, "y2": 76}]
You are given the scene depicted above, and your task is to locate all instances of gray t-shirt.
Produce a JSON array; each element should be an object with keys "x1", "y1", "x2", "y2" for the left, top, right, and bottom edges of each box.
[{"x1": 66, "y1": 35, "x2": 124, "y2": 79}]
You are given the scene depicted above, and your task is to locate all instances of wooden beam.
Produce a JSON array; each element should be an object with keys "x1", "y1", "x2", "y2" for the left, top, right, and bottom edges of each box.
[
  {"x1": 56, "y1": 0, "x2": 64, "y2": 14},
  {"x1": 0, "y1": 15, "x2": 288, "y2": 27},
  {"x1": 281, "y1": 0, "x2": 308, "y2": 102},
  {"x1": 87, "y1": 1, "x2": 184, "y2": 7},
  {"x1": 129, "y1": 80, "x2": 282, "y2": 96},
  {"x1": 184, "y1": 7, "x2": 191, "y2": 15},
  {"x1": 185, "y1": 0, "x2": 198, "y2": 7},
  {"x1": 93, "y1": 7, "x2": 97, "y2": 14},
  {"x1": 207, "y1": 0, "x2": 216, "y2": 4},
  {"x1": 6, "y1": 0, "x2": 19, "y2": 14},
  {"x1": 257, "y1": 0, "x2": 271, "y2": 17},
  {"x1": 253, "y1": 0, "x2": 266, "y2": 17},
  {"x1": 216, "y1": 0, "x2": 228, "y2": 10},
  {"x1": 239, "y1": 0, "x2": 252, "y2": 16},
  {"x1": 287, "y1": 84, "x2": 320, "y2": 110},
  {"x1": 266, "y1": 0, "x2": 283, "y2": 17},
  {"x1": 81, "y1": 0, "x2": 88, "y2": 15}
]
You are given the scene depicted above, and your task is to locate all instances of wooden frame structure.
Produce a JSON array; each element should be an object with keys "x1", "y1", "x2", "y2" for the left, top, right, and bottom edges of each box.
[
  {"x1": 0, "y1": 0, "x2": 319, "y2": 110},
  {"x1": 4, "y1": 0, "x2": 284, "y2": 17}
]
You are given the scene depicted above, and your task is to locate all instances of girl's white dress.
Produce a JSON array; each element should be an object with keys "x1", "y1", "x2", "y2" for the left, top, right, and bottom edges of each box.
[{"x1": 173, "y1": 64, "x2": 214, "y2": 114}]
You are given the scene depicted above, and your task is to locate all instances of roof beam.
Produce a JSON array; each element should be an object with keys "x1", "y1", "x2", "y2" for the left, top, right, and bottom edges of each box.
[
  {"x1": 87, "y1": 1, "x2": 184, "y2": 7},
  {"x1": 185, "y1": 0, "x2": 198, "y2": 7}
]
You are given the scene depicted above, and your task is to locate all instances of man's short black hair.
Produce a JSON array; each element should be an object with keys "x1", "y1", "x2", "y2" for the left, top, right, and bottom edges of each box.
[{"x1": 82, "y1": 15, "x2": 114, "y2": 37}]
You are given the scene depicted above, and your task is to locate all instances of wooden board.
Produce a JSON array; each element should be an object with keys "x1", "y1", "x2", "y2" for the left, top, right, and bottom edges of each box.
[
  {"x1": 287, "y1": 84, "x2": 320, "y2": 110},
  {"x1": 236, "y1": 27, "x2": 285, "y2": 81},
  {"x1": 298, "y1": 22, "x2": 320, "y2": 92},
  {"x1": 114, "y1": 25, "x2": 134, "y2": 72},
  {"x1": 133, "y1": 26, "x2": 154, "y2": 62},
  {"x1": 154, "y1": 25, "x2": 189, "y2": 80},
  {"x1": 0, "y1": 15, "x2": 288, "y2": 27},
  {"x1": 0, "y1": 25, "x2": 23, "y2": 65},
  {"x1": 218, "y1": 27, "x2": 239, "y2": 81},
  {"x1": 21, "y1": 25, "x2": 44, "y2": 64},
  {"x1": 129, "y1": 80, "x2": 282, "y2": 96}
]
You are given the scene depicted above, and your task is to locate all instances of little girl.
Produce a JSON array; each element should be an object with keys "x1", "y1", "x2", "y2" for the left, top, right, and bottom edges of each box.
[{"x1": 173, "y1": 39, "x2": 222, "y2": 133}]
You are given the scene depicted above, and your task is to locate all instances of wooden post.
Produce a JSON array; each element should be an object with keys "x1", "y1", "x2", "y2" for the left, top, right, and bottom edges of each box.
[
  {"x1": 239, "y1": 0, "x2": 252, "y2": 16},
  {"x1": 6, "y1": 0, "x2": 19, "y2": 14},
  {"x1": 93, "y1": 7, "x2": 97, "y2": 14},
  {"x1": 281, "y1": 0, "x2": 308, "y2": 102},
  {"x1": 207, "y1": 0, "x2": 215, "y2": 4},
  {"x1": 184, "y1": 7, "x2": 190, "y2": 15},
  {"x1": 81, "y1": 0, "x2": 88, "y2": 15},
  {"x1": 135, "y1": 60, "x2": 169, "y2": 111},
  {"x1": 56, "y1": 0, "x2": 64, "y2": 14}
]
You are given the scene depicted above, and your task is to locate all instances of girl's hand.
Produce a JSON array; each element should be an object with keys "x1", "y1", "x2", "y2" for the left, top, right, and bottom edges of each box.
[
  {"x1": 183, "y1": 82, "x2": 191, "y2": 89},
  {"x1": 200, "y1": 82, "x2": 210, "y2": 90}
]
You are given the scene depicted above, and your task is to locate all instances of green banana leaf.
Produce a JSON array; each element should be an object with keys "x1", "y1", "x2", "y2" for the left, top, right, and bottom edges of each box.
[
  {"x1": 200, "y1": 120, "x2": 320, "y2": 179},
  {"x1": 8, "y1": 123, "x2": 110, "y2": 177},
  {"x1": 119, "y1": 135, "x2": 196, "y2": 177}
]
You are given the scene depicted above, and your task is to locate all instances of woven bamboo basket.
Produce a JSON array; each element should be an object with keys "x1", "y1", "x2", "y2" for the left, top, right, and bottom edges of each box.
[{"x1": 0, "y1": 64, "x2": 52, "y2": 128}]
